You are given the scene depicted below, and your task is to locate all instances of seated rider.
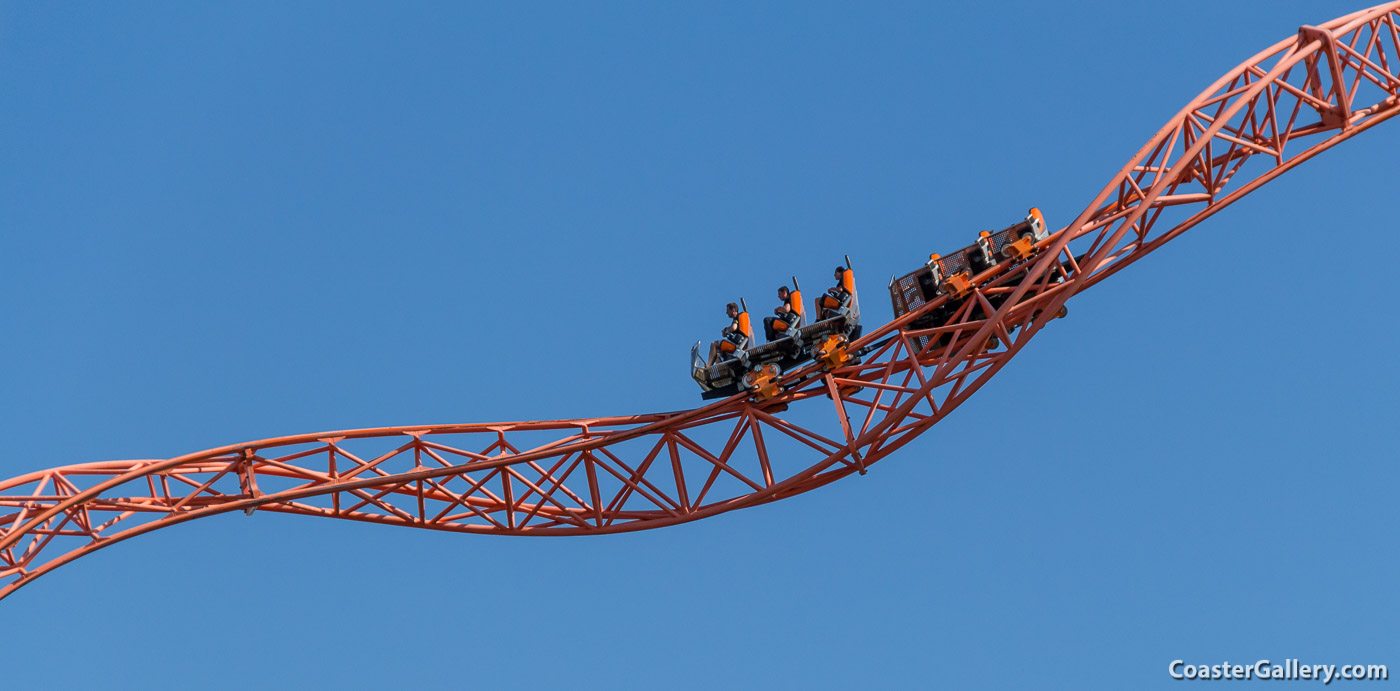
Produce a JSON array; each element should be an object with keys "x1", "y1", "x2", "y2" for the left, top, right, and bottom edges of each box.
[
  {"x1": 816, "y1": 266, "x2": 851, "y2": 321},
  {"x1": 763, "y1": 285, "x2": 801, "y2": 341},
  {"x1": 706, "y1": 302, "x2": 749, "y2": 366}
]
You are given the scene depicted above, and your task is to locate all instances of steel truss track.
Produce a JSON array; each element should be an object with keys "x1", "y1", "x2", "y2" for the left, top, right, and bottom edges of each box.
[{"x1": 2, "y1": 3, "x2": 1398, "y2": 600}]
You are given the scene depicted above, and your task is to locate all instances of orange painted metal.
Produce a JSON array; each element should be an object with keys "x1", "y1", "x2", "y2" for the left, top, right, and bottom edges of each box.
[
  {"x1": 943, "y1": 272, "x2": 975, "y2": 298},
  {"x1": 1, "y1": 3, "x2": 1398, "y2": 601}
]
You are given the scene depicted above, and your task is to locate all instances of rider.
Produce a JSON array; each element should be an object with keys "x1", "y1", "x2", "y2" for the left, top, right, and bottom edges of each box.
[
  {"x1": 816, "y1": 266, "x2": 851, "y2": 321},
  {"x1": 706, "y1": 302, "x2": 749, "y2": 366},
  {"x1": 763, "y1": 286, "x2": 800, "y2": 341}
]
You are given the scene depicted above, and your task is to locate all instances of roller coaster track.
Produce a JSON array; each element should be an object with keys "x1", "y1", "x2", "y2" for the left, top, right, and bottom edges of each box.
[{"x1": 2, "y1": 4, "x2": 1398, "y2": 601}]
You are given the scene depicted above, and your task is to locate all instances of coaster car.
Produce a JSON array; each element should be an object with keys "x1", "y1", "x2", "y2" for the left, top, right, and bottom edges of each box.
[
  {"x1": 691, "y1": 258, "x2": 863, "y2": 400},
  {"x1": 887, "y1": 208, "x2": 1069, "y2": 353}
]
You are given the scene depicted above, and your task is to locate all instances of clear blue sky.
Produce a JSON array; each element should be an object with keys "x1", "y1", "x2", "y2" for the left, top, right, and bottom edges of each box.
[{"x1": 2, "y1": 1, "x2": 1397, "y2": 688}]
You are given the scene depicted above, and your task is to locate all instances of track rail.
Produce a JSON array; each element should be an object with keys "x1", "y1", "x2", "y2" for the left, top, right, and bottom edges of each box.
[{"x1": 2, "y1": 3, "x2": 1398, "y2": 600}]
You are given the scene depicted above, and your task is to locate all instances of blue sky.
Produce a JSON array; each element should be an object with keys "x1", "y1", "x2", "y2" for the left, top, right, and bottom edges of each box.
[{"x1": 2, "y1": 1, "x2": 1397, "y2": 688}]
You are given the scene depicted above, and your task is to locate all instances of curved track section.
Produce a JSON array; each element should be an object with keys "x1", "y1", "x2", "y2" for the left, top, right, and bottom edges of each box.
[{"x1": 2, "y1": 4, "x2": 1398, "y2": 599}]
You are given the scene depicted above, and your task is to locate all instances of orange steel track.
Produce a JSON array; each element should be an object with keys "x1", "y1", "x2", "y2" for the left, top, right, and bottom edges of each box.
[{"x1": 2, "y1": 4, "x2": 1398, "y2": 601}]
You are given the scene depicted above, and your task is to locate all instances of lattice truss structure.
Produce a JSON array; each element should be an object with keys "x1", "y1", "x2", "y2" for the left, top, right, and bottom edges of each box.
[{"x1": 1, "y1": 3, "x2": 1397, "y2": 600}]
